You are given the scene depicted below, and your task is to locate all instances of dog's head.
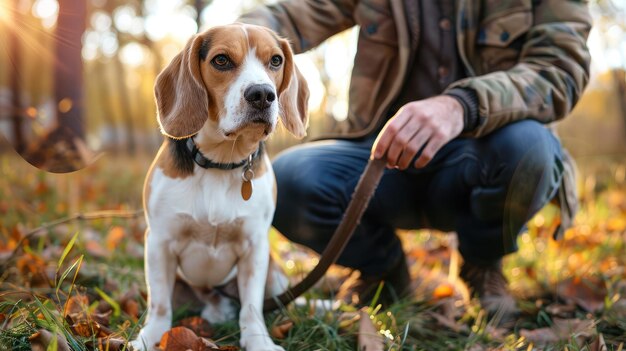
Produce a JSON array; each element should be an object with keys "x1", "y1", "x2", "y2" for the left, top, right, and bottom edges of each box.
[{"x1": 154, "y1": 23, "x2": 309, "y2": 143}]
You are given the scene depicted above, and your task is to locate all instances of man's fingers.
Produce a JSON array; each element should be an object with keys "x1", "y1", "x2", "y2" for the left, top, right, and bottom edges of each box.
[
  {"x1": 414, "y1": 134, "x2": 446, "y2": 169},
  {"x1": 385, "y1": 123, "x2": 419, "y2": 168},
  {"x1": 397, "y1": 129, "x2": 430, "y2": 170},
  {"x1": 373, "y1": 110, "x2": 411, "y2": 159}
]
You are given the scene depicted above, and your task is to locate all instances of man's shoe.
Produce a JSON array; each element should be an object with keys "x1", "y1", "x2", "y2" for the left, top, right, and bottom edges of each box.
[
  {"x1": 460, "y1": 259, "x2": 519, "y2": 325},
  {"x1": 336, "y1": 252, "x2": 411, "y2": 307}
]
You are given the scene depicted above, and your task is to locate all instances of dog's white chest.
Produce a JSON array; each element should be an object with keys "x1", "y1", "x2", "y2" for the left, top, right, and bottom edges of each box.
[
  {"x1": 171, "y1": 218, "x2": 242, "y2": 287},
  {"x1": 147, "y1": 163, "x2": 275, "y2": 289}
]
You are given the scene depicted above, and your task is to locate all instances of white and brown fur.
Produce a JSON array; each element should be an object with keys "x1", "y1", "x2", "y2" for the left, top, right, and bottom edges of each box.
[{"x1": 130, "y1": 24, "x2": 309, "y2": 351}]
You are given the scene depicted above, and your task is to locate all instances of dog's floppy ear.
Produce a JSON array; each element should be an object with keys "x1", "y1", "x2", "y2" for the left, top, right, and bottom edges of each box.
[
  {"x1": 277, "y1": 39, "x2": 309, "y2": 139},
  {"x1": 154, "y1": 34, "x2": 210, "y2": 139}
]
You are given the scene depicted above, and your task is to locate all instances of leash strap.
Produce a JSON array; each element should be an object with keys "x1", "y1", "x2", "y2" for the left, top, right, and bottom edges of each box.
[{"x1": 263, "y1": 157, "x2": 387, "y2": 312}]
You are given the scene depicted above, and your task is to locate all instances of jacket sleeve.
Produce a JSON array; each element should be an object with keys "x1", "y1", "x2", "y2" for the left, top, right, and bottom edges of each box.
[
  {"x1": 238, "y1": 0, "x2": 358, "y2": 54},
  {"x1": 445, "y1": 0, "x2": 592, "y2": 137}
]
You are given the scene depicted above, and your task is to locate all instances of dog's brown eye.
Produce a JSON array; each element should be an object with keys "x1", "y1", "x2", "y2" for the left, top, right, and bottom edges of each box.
[
  {"x1": 211, "y1": 54, "x2": 232, "y2": 70},
  {"x1": 270, "y1": 55, "x2": 282, "y2": 68}
]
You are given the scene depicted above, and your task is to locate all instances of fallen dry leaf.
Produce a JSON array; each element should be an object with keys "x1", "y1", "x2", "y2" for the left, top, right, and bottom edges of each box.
[
  {"x1": 68, "y1": 318, "x2": 113, "y2": 337},
  {"x1": 85, "y1": 240, "x2": 109, "y2": 259},
  {"x1": 520, "y1": 327, "x2": 560, "y2": 344},
  {"x1": 29, "y1": 329, "x2": 70, "y2": 351},
  {"x1": 426, "y1": 311, "x2": 469, "y2": 333},
  {"x1": 545, "y1": 302, "x2": 577, "y2": 318},
  {"x1": 158, "y1": 326, "x2": 224, "y2": 351},
  {"x1": 557, "y1": 276, "x2": 606, "y2": 313},
  {"x1": 520, "y1": 318, "x2": 596, "y2": 347},
  {"x1": 591, "y1": 333, "x2": 607, "y2": 351},
  {"x1": 106, "y1": 226, "x2": 126, "y2": 250},
  {"x1": 85, "y1": 337, "x2": 126, "y2": 351},
  {"x1": 64, "y1": 294, "x2": 112, "y2": 338},
  {"x1": 159, "y1": 326, "x2": 199, "y2": 351},
  {"x1": 64, "y1": 294, "x2": 89, "y2": 316},
  {"x1": 357, "y1": 309, "x2": 383, "y2": 351},
  {"x1": 432, "y1": 283, "x2": 454, "y2": 299},
  {"x1": 178, "y1": 316, "x2": 214, "y2": 338},
  {"x1": 16, "y1": 252, "x2": 46, "y2": 275},
  {"x1": 124, "y1": 299, "x2": 140, "y2": 319},
  {"x1": 270, "y1": 320, "x2": 294, "y2": 339}
]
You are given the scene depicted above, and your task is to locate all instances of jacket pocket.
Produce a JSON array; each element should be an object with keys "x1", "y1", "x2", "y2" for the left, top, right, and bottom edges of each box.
[
  {"x1": 354, "y1": 0, "x2": 397, "y2": 46},
  {"x1": 478, "y1": 10, "x2": 532, "y2": 47},
  {"x1": 477, "y1": 10, "x2": 532, "y2": 71}
]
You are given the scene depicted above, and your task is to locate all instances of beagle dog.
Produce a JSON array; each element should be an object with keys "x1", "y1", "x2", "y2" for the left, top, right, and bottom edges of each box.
[{"x1": 130, "y1": 24, "x2": 309, "y2": 351}]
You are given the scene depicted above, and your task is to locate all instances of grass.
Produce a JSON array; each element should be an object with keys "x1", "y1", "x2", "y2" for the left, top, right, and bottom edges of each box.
[{"x1": 1, "y1": 152, "x2": 626, "y2": 350}]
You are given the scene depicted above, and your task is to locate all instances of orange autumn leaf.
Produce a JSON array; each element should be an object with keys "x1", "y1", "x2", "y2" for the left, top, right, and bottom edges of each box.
[
  {"x1": 606, "y1": 217, "x2": 626, "y2": 232},
  {"x1": 433, "y1": 283, "x2": 454, "y2": 299},
  {"x1": 65, "y1": 294, "x2": 89, "y2": 317},
  {"x1": 156, "y1": 326, "x2": 235, "y2": 351},
  {"x1": 106, "y1": 226, "x2": 126, "y2": 250},
  {"x1": 158, "y1": 326, "x2": 219, "y2": 351},
  {"x1": 270, "y1": 320, "x2": 294, "y2": 339},
  {"x1": 123, "y1": 299, "x2": 140, "y2": 320},
  {"x1": 16, "y1": 252, "x2": 45, "y2": 275},
  {"x1": 85, "y1": 337, "x2": 126, "y2": 351},
  {"x1": 158, "y1": 326, "x2": 198, "y2": 351},
  {"x1": 85, "y1": 240, "x2": 108, "y2": 259},
  {"x1": 35, "y1": 181, "x2": 49, "y2": 196},
  {"x1": 557, "y1": 276, "x2": 606, "y2": 313},
  {"x1": 69, "y1": 320, "x2": 112, "y2": 338},
  {"x1": 178, "y1": 316, "x2": 213, "y2": 338}
]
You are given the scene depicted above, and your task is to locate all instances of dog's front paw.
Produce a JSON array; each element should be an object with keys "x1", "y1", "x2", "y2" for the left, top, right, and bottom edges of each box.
[
  {"x1": 129, "y1": 326, "x2": 166, "y2": 351},
  {"x1": 240, "y1": 334, "x2": 284, "y2": 351},
  {"x1": 128, "y1": 338, "x2": 150, "y2": 351},
  {"x1": 243, "y1": 342, "x2": 285, "y2": 351}
]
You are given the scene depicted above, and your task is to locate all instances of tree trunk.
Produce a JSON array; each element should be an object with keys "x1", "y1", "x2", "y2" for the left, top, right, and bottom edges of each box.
[
  {"x1": 612, "y1": 69, "x2": 626, "y2": 137},
  {"x1": 9, "y1": 0, "x2": 25, "y2": 153},
  {"x1": 194, "y1": 0, "x2": 204, "y2": 29},
  {"x1": 54, "y1": 0, "x2": 86, "y2": 139},
  {"x1": 113, "y1": 56, "x2": 136, "y2": 154}
]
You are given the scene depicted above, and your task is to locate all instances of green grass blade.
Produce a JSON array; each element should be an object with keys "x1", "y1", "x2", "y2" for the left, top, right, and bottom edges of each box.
[
  {"x1": 46, "y1": 331, "x2": 58, "y2": 351},
  {"x1": 55, "y1": 256, "x2": 83, "y2": 295},
  {"x1": 57, "y1": 231, "x2": 79, "y2": 270},
  {"x1": 95, "y1": 287, "x2": 121, "y2": 317}
]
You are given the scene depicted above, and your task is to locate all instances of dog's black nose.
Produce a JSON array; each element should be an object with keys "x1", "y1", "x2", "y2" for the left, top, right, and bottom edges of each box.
[{"x1": 244, "y1": 84, "x2": 276, "y2": 110}]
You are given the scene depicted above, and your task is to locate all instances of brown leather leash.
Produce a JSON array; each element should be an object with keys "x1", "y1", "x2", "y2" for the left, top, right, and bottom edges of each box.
[{"x1": 263, "y1": 157, "x2": 387, "y2": 312}]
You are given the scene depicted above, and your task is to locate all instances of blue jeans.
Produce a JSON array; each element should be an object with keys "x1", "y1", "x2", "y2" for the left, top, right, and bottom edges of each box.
[{"x1": 272, "y1": 120, "x2": 564, "y2": 276}]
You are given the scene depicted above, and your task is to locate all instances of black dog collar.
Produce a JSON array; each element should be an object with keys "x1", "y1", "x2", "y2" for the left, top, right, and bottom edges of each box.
[{"x1": 185, "y1": 137, "x2": 261, "y2": 170}]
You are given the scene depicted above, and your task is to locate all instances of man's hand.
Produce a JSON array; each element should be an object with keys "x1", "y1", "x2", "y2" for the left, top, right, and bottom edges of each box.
[{"x1": 373, "y1": 95, "x2": 464, "y2": 170}]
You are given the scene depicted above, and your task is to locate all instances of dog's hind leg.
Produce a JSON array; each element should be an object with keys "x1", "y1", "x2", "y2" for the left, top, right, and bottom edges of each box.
[
  {"x1": 194, "y1": 287, "x2": 237, "y2": 324},
  {"x1": 265, "y1": 256, "x2": 289, "y2": 298}
]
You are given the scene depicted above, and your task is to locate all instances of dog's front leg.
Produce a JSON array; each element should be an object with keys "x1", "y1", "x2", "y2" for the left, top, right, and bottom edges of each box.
[
  {"x1": 131, "y1": 231, "x2": 177, "y2": 351},
  {"x1": 237, "y1": 238, "x2": 284, "y2": 351}
]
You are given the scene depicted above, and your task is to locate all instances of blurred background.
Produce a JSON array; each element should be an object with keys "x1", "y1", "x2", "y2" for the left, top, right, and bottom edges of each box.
[
  {"x1": 0, "y1": 3, "x2": 626, "y2": 348},
  {"x1": 0, "y1": 0, "x2": 625, "y2": 172},
  {"x1": 0, "y1": 0, "x2": 357, "y2": 172}
]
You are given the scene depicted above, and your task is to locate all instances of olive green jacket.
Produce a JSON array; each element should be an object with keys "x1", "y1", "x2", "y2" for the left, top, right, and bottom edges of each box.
[{"x1": 240, "y1": 0, "x2": 592, "y2": 238}]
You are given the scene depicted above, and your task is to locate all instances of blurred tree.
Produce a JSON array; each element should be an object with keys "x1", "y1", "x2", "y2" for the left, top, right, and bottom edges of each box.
[
  {"x1": 54, "y1": 0, "x2": 87, "y2": 139},
  {"x1": 613, "y1": 69, "x2": 626, "y2": 133},
  {"x1": 8, "y1": 0, "x2": 25, "y2": 153},
  {"x1": 590, "y1": 0, "x2": 626, "y2": 135}
]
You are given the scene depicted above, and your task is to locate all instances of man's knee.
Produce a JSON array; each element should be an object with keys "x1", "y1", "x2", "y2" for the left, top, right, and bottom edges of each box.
[
  {"x1": 486, "y1": 120, "x2": 560, "y2": 175},
  {"x1": 469, "y1": 120, "x2": 562, "y2": 224},
  {"x1": 272, "y1": 146, "x2": 347, "y2": 244},
  {"x1": 273, "y1": 148, "x2": 328, "y2": 209}
]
